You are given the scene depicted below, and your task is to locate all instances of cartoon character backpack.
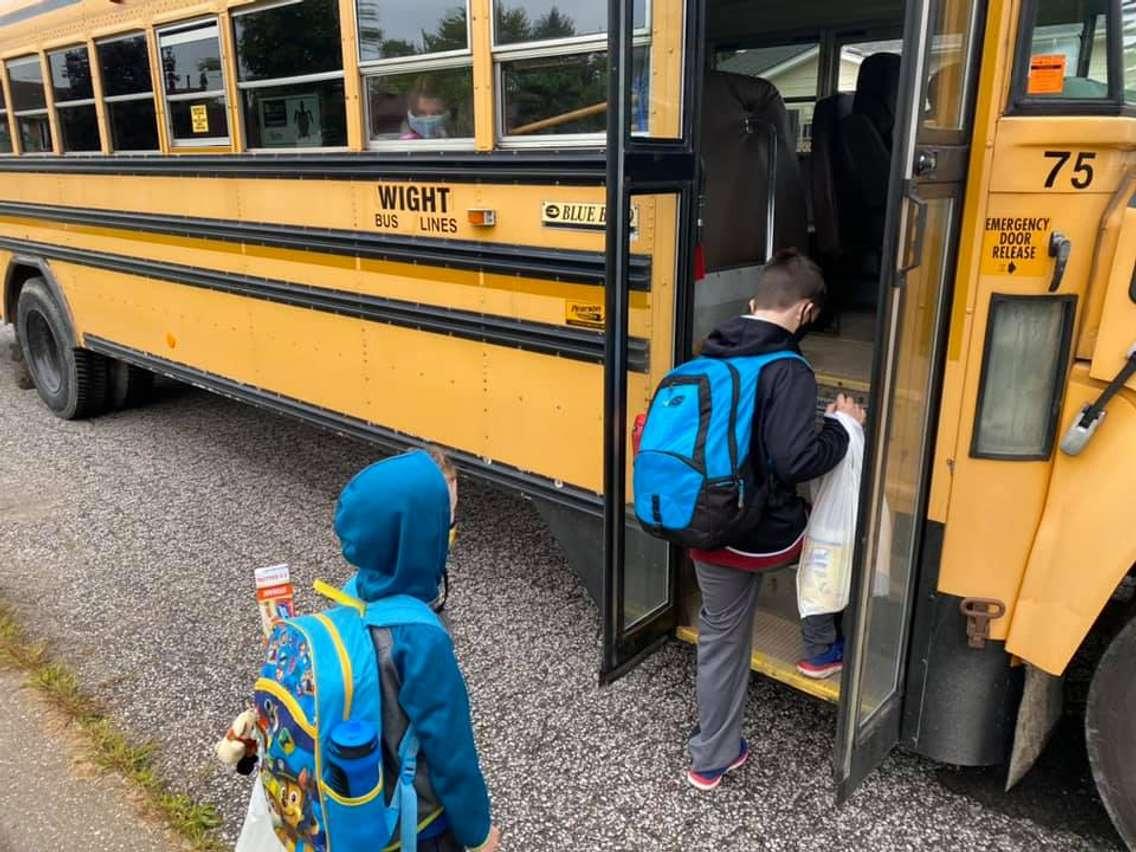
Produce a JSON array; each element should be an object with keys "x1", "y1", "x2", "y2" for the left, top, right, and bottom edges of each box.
[
  {"x1": 253, "y1": 583, "x2": 442, "y2": 852},
  {"x1": 633, "y1": 351, "x2": 806, "y2": 549}
]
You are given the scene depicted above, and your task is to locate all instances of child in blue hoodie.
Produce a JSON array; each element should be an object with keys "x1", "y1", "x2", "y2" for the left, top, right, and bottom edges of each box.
[{"x1": 337, "y1": 450, "x2": 499, "y2": 852}]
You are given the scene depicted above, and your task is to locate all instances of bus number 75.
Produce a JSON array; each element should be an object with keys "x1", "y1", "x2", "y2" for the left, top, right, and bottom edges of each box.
[{"x1": 1043, "y1": 150, "x2": 1096, "y2": 189}]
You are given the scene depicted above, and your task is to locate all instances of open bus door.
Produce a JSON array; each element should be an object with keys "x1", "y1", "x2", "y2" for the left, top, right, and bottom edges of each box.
[
  {"x1": 834, "y1": 0, "x2": 984, "y2": 801},
  {"x1": 600, "y1": 0, "x2": 701, "y2": 681}
]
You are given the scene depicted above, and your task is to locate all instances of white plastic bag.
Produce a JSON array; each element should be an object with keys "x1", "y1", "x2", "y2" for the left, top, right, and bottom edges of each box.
[
  {"x1": 236, "y1": 777, "x2": 286, "y2": 852},
  {"x1": 797, "y1": 411, "x2": 865, "y2": 618}
]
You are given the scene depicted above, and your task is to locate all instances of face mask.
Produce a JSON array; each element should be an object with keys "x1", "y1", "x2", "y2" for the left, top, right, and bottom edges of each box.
[
  {"x1": 794, "y1": 303, "x2": 816, "y2": 342},
  {"x1": 407, "y1": 110, "x2": 446, "y2": 139}
]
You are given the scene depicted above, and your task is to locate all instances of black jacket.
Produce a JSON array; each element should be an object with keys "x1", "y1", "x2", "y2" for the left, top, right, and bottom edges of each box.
[{"x1": 701, "y1": 316, "x2": 850, "y2": 552}]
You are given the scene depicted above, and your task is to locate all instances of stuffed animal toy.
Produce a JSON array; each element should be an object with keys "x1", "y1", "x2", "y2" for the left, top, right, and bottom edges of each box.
[{"x1": 216, "y1": 708, "x2": 260, "y2": 776}]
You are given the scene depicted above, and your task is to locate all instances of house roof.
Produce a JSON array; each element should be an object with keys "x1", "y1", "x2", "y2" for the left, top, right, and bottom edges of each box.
[{"x1": 717, "y1": 44, "x2": 816, "y2": 78}]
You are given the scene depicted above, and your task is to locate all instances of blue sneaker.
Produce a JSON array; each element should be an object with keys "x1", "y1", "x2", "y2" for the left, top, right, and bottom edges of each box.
[
  {"x1": 797, "y1": 638, "x2": 844, "y2": 679},
  {"x1": 686, "y1": 739, "x2": 749, "y2": 791}
]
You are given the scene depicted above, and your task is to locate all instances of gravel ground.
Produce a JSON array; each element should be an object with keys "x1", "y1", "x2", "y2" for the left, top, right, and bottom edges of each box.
[{"x1": 0, "y1": 326, "x2": 1122, "y2": 851}]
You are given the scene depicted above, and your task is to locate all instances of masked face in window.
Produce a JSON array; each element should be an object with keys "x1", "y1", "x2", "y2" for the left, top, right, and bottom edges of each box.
[{"x1": 407, "y1": 94, "x2": 448, "y2": 139}]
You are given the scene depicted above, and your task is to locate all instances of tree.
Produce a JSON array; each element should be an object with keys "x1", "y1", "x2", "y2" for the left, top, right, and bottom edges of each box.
[
  {"x1": 422, "y1": 7, "x2": 468, "y2": 53},
  {"x1": 235, "y1": 0, "x2": 342, "y2": 81}
]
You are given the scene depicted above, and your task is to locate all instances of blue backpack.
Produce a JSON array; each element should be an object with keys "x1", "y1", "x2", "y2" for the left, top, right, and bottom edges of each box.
[
  {"x1": 253, "y1": 585, "x2": 441, "y2": 852},
  {"x1": 633, "y1": 351, "x2": 806, "y2": 549}
]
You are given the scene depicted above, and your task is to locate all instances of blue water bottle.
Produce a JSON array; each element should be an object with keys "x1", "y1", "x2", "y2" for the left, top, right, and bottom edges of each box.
[{"x1": 326, "y1": 719, "x2": 380, "y2": 798}]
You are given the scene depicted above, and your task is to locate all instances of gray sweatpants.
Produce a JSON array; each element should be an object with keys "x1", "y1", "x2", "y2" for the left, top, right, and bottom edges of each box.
[{"x1": 688, "y1": 560, "x2": 839, "y2": 771}]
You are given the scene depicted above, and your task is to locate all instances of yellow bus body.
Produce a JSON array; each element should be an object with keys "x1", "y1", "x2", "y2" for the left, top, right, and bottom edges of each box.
[{"x1": 0, "y1": 0, "x2": 1132, "y2": 687}]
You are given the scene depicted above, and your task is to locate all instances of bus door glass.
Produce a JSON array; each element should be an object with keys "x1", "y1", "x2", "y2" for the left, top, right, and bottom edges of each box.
[
  {"x1": 834, "y1": 0, "x2": 982, "y2": 799},
  {"x1": 600, "y1": 0, "x2": 695, "y2": 681}
]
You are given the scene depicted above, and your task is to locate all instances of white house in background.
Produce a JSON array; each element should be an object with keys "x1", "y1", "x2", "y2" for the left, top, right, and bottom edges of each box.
[{"x1": 717, "y1": 42, "x2": 885, "y2": 152}]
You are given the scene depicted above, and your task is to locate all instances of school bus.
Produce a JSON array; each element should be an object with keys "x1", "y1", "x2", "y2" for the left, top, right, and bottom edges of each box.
[{"x1": 1, "y1": 0, "x2": 1134, "y2": 837}]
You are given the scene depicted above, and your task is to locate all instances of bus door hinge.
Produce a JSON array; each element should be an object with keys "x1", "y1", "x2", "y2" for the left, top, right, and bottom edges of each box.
[{"x1": 960, "y1": 597, "x2": 1007, "y2": 648}]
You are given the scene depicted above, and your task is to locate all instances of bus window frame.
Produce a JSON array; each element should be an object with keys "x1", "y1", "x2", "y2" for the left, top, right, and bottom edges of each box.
[
  {"x1": 1008, "y1": 0, "x2": 1134, "y2": 116},
  {"x1": 355, "y1": 0, "x2": 476, "y2": 152},
  {"x1": 95, "y1": 31, "x2": 162, "y2": 155},
  {"x1": 492, "y1": 0, "x2": 652, "y2": 148},
  {"x1": 355, "y1": 0, "x2": 474, "y2": 68},
  {"x1": 47, "y1": 43, "x2": 102, "y2": 156},
  {"x1": 6, "y1": 54, "x2": 54, "y2": 155},
  {"x1": 968, "y1": 292, "x2": 1078, "y2": 461},
  {"x1": 156, "y1": 17, "x2": 234, "y2": 148},
  {"x1": 494, "y1": 35, "x2": 650, "y2": 148},
  {"x1": 230, "y1": 0, "x2": 350, "y2": 154},
  {"x1": 0, "y1": 67, "x2": 14, "y2": 156}
]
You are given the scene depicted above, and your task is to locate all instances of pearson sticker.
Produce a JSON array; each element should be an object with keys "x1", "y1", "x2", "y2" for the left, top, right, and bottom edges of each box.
[
  {"x1": 565, "y1": 300, "x2": 604, "y2": 329},
  {"x1": 980, "y1": 216, "x2": 1051, "y2": 276}
]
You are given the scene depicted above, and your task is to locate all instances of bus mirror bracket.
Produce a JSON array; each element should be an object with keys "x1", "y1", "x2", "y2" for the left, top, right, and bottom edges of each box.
[{"x1": 1060, "y1": 342, "x2": 1136, "y2": 456}]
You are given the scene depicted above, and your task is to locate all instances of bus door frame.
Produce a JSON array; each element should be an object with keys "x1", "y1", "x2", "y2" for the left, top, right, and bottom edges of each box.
[
  {"x1": 600, "y1": 0, "x2": 704, "y2": 681},
  {"x1": 834, "y1": 0, "x2": 986, "y2": 801}
]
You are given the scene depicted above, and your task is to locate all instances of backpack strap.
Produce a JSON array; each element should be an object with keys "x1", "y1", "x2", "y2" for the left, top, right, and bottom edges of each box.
[
  {"x1": 365, "y1": 594, "x2": 445, "y2": 852},
  {"x1": 396, "y1": 729, "x2": 421, "y2": 852},
  {"x1": 363, "y1": 594, "x2": 445, "y2": 631}
]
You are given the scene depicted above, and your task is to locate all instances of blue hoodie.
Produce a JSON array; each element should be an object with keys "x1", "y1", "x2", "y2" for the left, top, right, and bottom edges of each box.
[{"x1": 335, "y1": 451, "x2": 491, "y2": 849}]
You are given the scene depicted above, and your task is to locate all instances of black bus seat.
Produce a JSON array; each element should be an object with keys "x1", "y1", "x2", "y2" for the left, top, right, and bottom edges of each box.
[
  {"x1": 809, "y1": 92, "x2": 854, "y2": 262},
  {"x1": 699, "y1": 70, "x2": 808, "y2": 273},
  {"x1": 839, "y1": 52, "x2": 901, "y2": 286}
]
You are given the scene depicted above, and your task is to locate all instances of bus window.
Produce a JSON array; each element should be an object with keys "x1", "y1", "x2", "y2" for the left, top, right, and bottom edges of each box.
[
  {"x1": 6, "y1": 56, "x2": 51, "y2": 154},
  {"x1": 96, "y1": 33, "x2": 160, "y2": 153},
  {"x1": 0, "y1": 86, "x2": 12, "y2": 153},
  {"x1": 1019, "y1": 0, "x2": 1109, "y2": 99},
  {"x1": 494, "y1": 0, "x2": 648, "y2": 141},
  {"x1": 355, "y1": 0, "x2": 474, "y2": 147},
  {"x1": 365, "y1": 67, "x2": 474, "y2": 144},
  {"x1": 158, "y1": 20, "x2": 231, "y2": 147},
  {"x1": 716, "y1": 43, "x2": 820, "y2": 153},
  {"x1": 356, "y1": 0, "x2": 468, "y2": 62},
  {"x1": 1122, "y1": 1, "x2": 1136, "y2": 96},
  {"x1": 48, "y1": 45, "x2": 101, "y2": 153},
  {"x1": 233, "y1": 0, "x2": 348, "y2": 150}
]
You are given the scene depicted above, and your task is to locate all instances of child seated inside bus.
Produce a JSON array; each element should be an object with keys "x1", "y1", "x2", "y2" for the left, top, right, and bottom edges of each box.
[
  {"x1": 401, "y1": 77, "x2": 453, "y2": 141},
  {"x1": 686, "y1": 249, "x2": 866, "y2": 791},
  {"x1": 337, "y1": 449, "x2": 499, "y2": 851}
]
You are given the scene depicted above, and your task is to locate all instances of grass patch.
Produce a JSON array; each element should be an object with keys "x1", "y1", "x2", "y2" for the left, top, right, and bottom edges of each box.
[{"x1": 0, "y1": 603, "x2": 224, "y2": 850}]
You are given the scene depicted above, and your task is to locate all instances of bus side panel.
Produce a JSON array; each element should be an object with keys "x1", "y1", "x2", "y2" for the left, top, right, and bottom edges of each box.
[
  {"x1": 936, "y1": 128, "x2": 1114, "y2": 638},
  {"x1": 52, "y1": 262, "x2": 610, "y2": 491},
  {"x1": 1091, "y1": 207, "x2": 1136, "y2": 391},
  {"x1": 1005, "y1": 366, "x2": 1136, "y2": 675}
]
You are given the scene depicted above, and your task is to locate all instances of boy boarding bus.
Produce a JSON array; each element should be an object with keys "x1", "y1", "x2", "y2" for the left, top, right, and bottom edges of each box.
[{"x1": 0, "y1": 0, "x2": 1133, "y2": 839}]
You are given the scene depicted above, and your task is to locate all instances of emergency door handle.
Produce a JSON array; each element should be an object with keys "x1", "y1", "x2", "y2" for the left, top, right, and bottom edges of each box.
[
  {"x1": 898, "y1": 185, "x2": 928, "y2": 277},
  {"x1": 1048, "y1": 232, "x2": 1072, "y2": 292}
]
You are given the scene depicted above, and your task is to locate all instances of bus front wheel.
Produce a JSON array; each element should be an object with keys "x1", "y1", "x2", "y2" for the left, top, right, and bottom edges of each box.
[
  {"x1": 15, "y1": 277, "x2": 108, "y2": 420},
  {"x1": 1086, "y1": 612, "x2": 1136, "y2": 848}
]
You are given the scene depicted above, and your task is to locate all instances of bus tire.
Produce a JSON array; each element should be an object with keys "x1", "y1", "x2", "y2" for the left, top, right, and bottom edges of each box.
[
  {"x1": 109, "y1": 360, "x2": 154, "y2": 410},
  {"x1": 1086, "y1": 613, "x2": 1136, "y2": 848},
  {"x1": 15, "y1": 277, "x2": 108, "y2": 420}
]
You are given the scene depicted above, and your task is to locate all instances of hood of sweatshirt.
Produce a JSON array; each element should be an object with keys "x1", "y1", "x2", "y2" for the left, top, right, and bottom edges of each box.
[
  {"x1": 333, "y1": 450, "x2": 449, "y2": 604},
  {"x1": 700, "y1": 315, "x2": 801, "y2": 359}
]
